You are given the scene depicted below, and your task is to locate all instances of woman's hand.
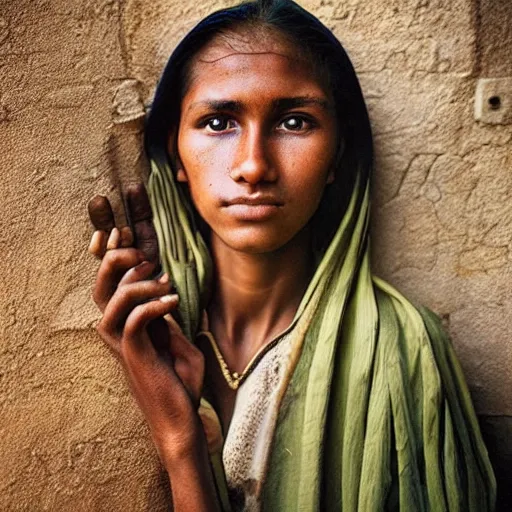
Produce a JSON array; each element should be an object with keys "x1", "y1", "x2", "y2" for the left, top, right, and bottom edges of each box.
[
  {"x1": 87, "y1": 187, "x2": 220, "y2": 512},
  {"x1": 88, "y1": 184, "x2": 159, "y2": 263},
  {"x1": 87, "y1": 186, "x2": 205, "y2": 466}
]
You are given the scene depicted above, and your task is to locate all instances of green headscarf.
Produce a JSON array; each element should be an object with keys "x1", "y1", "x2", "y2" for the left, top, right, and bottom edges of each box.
[{"x1": 145, "y1": 1, "x2": 496, "y2": 509}]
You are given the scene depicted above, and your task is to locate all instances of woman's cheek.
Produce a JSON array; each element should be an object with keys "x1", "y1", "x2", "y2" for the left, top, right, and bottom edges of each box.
[{"x1": 190, "y1": 136, "x2": 235, "y2": 177}]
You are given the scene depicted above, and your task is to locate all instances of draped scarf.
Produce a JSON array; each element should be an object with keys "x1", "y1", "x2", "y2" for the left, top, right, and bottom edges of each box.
[{"x1": 147, "y1": 153, "x2": 496, "y2": 510}]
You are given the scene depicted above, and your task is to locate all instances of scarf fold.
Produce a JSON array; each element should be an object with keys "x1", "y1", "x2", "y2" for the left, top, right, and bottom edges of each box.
[
  {"x1": 148, "y1": 159, "x2": 212, "y2": 342},
  {"x1": 147, "y1": 157, "x2": 496, "y2": 511}
]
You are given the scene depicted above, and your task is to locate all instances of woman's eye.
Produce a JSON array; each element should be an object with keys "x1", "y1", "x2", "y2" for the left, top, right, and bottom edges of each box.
[
  {"x1": 279, "y1": 116, "x2": 310, "y2": 132},
  {"x1": 205, "y1": 117, "x2": 235, "y2": 132}
]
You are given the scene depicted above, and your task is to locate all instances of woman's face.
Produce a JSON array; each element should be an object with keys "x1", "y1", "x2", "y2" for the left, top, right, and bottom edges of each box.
[{"x1": 175, "y1": 30, "x2": 338, "y2": 254}]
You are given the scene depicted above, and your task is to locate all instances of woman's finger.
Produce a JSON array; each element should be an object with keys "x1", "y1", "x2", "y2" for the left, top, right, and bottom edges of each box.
[
  {"x1": 88, "y1": 195, "x2": 115, "y2": 232},
  {"x1": 123, "y1": 294, "x2": 179, "y2": 356},
  {"x1": 88, "y1": 230, "x2": 108, "y2": 259},
  {"x1": 126, "y1": 184, "x2": 159, "y2": 264},
  {"x1": 93, "y1": 248, "x2": 146, "y2": 311},
  {"x1": 102, "y1": 278, "x2": 173, "y2": 332},
  {"x1": 118, "y1": 261, "x2": 160, "y2": 288},
  {"x1": 164, "y1": 314, "x2": 204, "y2": 405},
  {"x1": 106, "y1": 227, "x2": 121, "y2": 250},
  {"x1": 120, "y1": 226, "x2": 134, "y2": 247}
]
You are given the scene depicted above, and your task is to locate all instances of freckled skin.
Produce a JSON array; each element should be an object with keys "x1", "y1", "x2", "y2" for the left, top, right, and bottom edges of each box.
[{"x1": 176, "y1": 39, "x2": 338, "y2": 255}]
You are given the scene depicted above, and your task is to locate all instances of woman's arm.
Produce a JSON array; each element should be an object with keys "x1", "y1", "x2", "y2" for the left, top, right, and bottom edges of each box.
[
  {"x1": 88, "y1": 192, "x2": 220, "y2": 510},
  {"x1": 164, "y1": 433, "x2": 220, "y2": 512}
]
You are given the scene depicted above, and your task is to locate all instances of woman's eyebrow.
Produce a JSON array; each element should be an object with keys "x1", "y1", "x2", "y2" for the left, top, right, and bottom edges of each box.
[
  {"x1": 272, "y1": 96, "x2": 331, "y2": 111},
  {"x1": 186, "y1": 97, "x2": 331, "y2": 113},
  {"x1": 187, "y1": 99, "x2": 243, "y2": 113}
]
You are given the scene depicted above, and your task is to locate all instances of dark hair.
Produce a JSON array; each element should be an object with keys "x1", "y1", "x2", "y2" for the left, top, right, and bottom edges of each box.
[{"x1": 145, "y1": 0, "x2": 373, "y2": 250}]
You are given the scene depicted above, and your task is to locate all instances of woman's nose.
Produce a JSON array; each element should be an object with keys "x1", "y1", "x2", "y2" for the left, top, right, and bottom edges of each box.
[{"x1": 229, "y1": 126, "x2": 277, "y2": 184}]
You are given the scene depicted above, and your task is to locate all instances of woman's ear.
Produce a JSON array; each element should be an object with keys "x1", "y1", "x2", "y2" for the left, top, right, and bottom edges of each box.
[
  {"x1": 176, "y1": 157, "x2": 188, "y2": 183},
  {"x1": 167, "y1": 135, "x2": 188, "y2": 183},
  {"x1": 327, "y1": 137, "x2": 345, "y2": 184}
]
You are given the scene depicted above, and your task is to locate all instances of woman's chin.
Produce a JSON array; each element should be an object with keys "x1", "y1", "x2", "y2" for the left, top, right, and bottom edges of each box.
[
  {"x1": 211, "y1": 225, "x2": 308, "y2": 256},
  {"x1": 219, "y1": 236, "x2": 290, "y2": 255}
]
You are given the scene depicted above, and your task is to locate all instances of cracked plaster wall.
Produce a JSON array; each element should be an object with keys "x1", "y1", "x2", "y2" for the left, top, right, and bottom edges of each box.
[{"x1": 1, "y1": 0, "x2": 510, "y2": 509}]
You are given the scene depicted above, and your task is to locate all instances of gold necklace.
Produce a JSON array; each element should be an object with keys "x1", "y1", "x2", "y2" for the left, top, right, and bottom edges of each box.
[{"x1": 197, "y1": 330, "x2": 285, "y2": 390}]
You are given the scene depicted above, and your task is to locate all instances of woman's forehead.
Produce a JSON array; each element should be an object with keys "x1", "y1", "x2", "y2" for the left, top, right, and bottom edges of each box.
[
  {"x1": 183, "y1": 56, "x2": 330, "y2": 113},
  {"x1": 184, "y1": 26, "x2": 322, "y2": 97},
  {"x1": 192, "y1": 26, "x2": 307, "y2": 69}
]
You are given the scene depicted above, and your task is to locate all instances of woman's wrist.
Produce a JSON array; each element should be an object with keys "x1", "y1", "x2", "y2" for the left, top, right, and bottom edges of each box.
[
  {"x1": 162, "y1": 428, "x2": 221, "y2": 512},
  {"x1": 160, "y1": 437, "x2": 207, "y2": 473},
  {"x1": 164, "y1": 436, "x2": 208, "y2": 472},
  {"x1": 153, "y1": 414, "x2": 207, "y2": 471}
]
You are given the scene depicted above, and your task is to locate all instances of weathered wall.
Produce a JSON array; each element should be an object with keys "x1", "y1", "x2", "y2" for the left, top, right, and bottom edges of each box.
[{"x1": 1, "y1": 0, "x2": 510, "y2": 509}]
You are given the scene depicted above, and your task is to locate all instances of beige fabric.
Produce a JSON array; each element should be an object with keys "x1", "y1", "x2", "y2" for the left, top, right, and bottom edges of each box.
[{"x1": 222, "y1": 332, "x2": 294, "y2": 511}]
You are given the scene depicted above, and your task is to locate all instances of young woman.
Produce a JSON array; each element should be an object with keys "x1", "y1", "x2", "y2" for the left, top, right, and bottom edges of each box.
[{"x1": 88, "y1": 0, "x2": 496, "y2": 510}]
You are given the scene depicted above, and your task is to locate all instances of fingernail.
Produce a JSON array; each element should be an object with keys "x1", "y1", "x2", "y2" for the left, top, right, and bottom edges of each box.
[
  {"x1": 106, "y1": 227, "x2": 120, "y2": 250},
  {"x1": 120, "y1": 226, "x2": 134, "y2": 247},
  {"x1": 88, "y1": 230, "x2": 104, "y2": 256},
  {"x1": 158, "y1": 273, "x2": 169, "y2": 284},
  {"x1": 160, "y1": 294, "x2": 178, "y2": 304}
]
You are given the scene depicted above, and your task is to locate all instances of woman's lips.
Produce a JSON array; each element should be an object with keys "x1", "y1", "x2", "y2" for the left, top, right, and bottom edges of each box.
[
  {"x1": 224, "y1": 203, "x2": 281, "y2": 221},
  {"x1": 222, "y1": 196, "x2": 283, "y2": 221}
]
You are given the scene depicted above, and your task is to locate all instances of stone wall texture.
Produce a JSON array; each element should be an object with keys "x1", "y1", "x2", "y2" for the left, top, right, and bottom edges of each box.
[{"x1": 1, "y1": 0, "x2": 510, "y2": 509}]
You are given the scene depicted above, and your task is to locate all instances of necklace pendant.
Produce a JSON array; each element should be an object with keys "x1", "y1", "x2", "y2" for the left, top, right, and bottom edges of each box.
[
  {"x1": 228, "y1": 379, "x2": 240, "y2": 390},
  {"x1": 199, "y1": 329, "x2": 284, "y2": 392},
  {"x1": 224, "y1": 369, "x2": 242, "y2": 390}
]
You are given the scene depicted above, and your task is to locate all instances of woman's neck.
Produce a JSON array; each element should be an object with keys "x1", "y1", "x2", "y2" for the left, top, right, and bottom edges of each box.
[{"x1": 207, "y1": 228, "x2": 314, "y2": 367}]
